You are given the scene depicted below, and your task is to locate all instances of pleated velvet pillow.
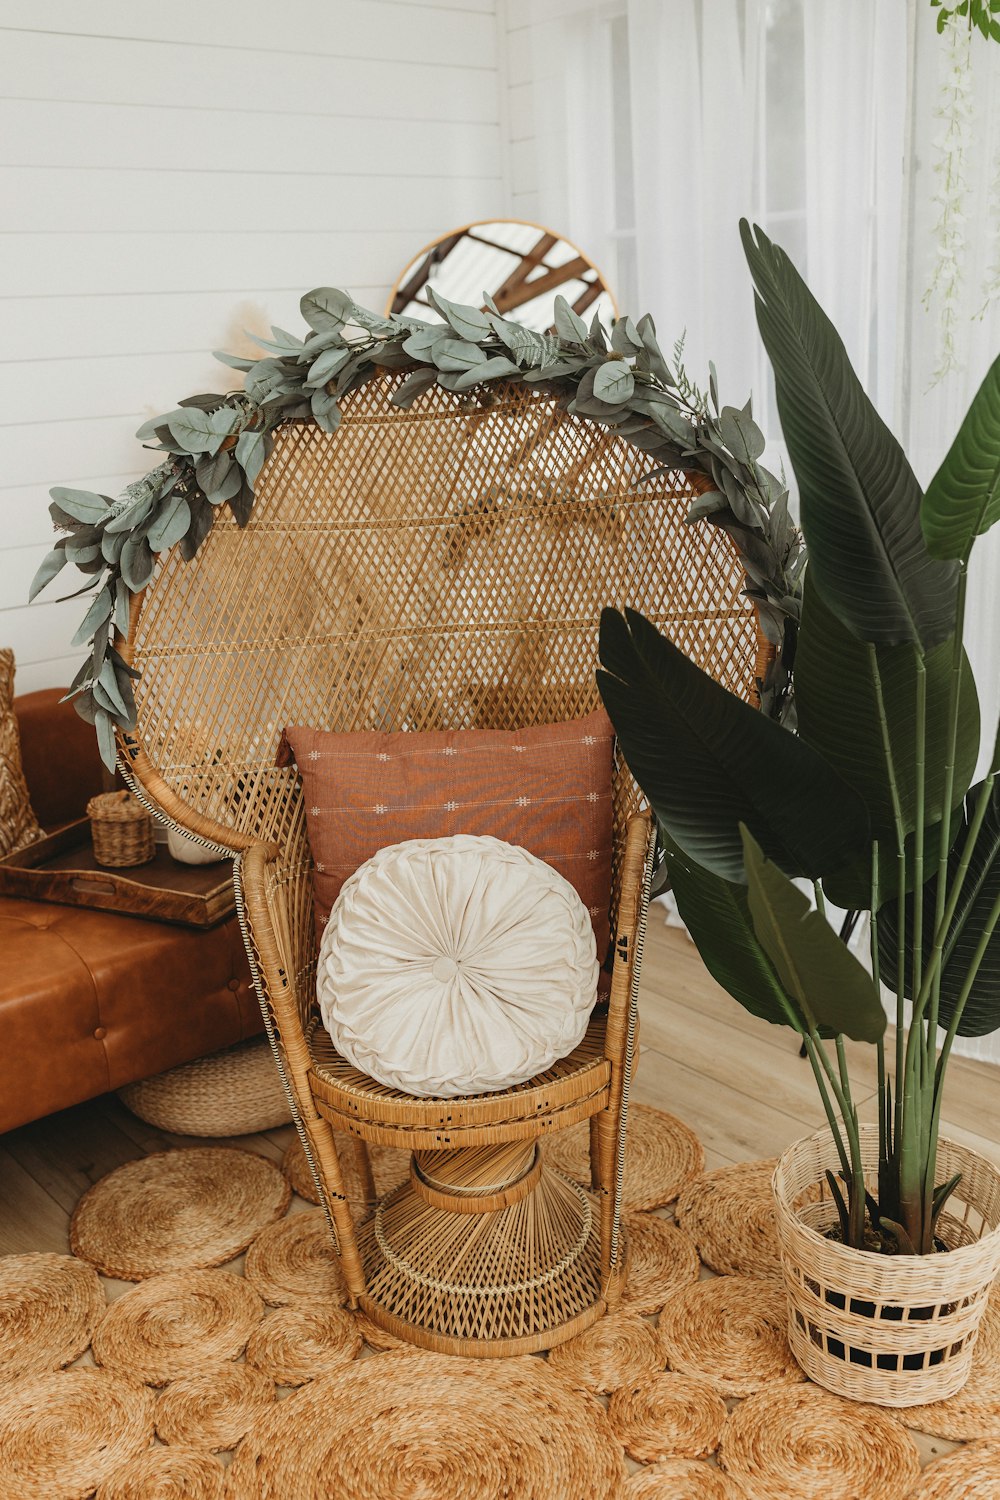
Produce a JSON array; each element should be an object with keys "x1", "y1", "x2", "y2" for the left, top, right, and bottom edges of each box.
[
  {"x1": 279, "y1": 708, "x2": 615, "y2": 993},
  {"x1": 317, "y1": 835, "x2": 598, "y2": 1096}
]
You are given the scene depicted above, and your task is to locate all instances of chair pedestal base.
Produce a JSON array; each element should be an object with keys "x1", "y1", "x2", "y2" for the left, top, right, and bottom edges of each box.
[{"x1": 356, "y1": 1140, "x2": 607, "y2": 1356}]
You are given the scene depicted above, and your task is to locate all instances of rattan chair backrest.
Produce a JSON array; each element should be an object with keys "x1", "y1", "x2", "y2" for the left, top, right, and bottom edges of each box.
[{"x1": 125, "y1": 375, "x2": 759, "y2": 936}]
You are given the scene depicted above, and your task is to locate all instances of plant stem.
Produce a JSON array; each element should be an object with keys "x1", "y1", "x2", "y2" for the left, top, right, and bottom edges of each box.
[
  {"x1": 871, "y1": 843, "x2": 889, "y2": 1162},
  {"x1": 868, "y1": 646, "x2": 908, "y2": 1150}
]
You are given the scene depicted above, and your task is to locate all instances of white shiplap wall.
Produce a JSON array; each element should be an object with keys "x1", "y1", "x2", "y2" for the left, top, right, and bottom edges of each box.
[{"x1": 0, "y1": 0, "x2": 506, "y2": 693}]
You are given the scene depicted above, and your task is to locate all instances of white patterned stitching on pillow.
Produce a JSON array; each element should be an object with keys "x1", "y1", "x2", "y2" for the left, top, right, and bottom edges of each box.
[{"x1": 316, "y1": 834, "x2": 598, "y2": 1098}]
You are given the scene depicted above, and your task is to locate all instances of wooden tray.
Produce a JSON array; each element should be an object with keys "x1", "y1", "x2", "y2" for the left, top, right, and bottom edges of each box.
[{"x1": 0, "y1": 820, "x2": 235, "y2": 928}]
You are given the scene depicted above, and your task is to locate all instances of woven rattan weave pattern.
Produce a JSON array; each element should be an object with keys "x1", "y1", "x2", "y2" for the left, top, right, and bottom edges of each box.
[
  {"x1": 243, "y1": 1208, "x2": 348, "y2": 1307},
  {"x1": 94, "y1": 1445, "x2": 226, "y2": 1500},
  {"x1": 619, "y1": 1211, "x2": 701, "y2": 1316},
  {"x1": 906, "y1": 1440, "x2": 1000, "y2": 1498},
  {"x1": 623, "y1": 1459, "x2": 748, "y2": 1498},
  {"x1": 123, "y1": 375, "x2": 762, "y2": 1353},
  {"x1": 154, "y1": 1361, "x2": 275, "y2": 1452},
  {"x1": 657, "y1": 1276, "x2": 803, "y2": 1397},
  {"x1": 91, "y1": 1269, "x2": 264, "y2": 1386},
  {"x1": 675, "y1": 1159, "x2": 784, "y2": 1278}
]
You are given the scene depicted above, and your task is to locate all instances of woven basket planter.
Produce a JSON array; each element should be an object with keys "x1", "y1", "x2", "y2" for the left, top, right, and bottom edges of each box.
[
  {"x1": 773, "y1": 1125, "x2": 1000, "y2": 1407},
  {"x1": 118, "y1": 1036, "x2": 292, "y2": 1136},
  {"x1": 88, "y1": 790, "x2": 155, "y2": 868}
]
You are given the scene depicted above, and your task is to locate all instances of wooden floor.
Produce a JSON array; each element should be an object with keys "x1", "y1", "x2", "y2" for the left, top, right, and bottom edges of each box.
[{"x1": 3, "y1": 912, "x2": 1000, "y2": 1257}]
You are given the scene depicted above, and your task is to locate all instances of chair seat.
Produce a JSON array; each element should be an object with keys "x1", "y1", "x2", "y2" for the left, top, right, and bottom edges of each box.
[{"x1": 307, "y1": 1013, "x2": 612, "y2": 1150}]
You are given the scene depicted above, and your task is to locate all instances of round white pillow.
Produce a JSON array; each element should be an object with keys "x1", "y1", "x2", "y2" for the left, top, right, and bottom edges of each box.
[{"x1": 316, "y1": 834, "x2": 598, "y2": 1098}]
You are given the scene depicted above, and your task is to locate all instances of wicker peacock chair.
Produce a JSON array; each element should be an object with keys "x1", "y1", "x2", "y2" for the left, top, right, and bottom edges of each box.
[{"x1": 118, "y1": 373, "x2": 763, "y2": 1357}]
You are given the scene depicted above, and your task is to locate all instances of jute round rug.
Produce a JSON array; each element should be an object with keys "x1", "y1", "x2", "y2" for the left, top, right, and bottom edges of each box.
[
  {"x1": 544, "y1": 1104, "x2": 705, "y2": 1211},
  {"x1": 675, "y1": 1159, "x2": 784, "y2": 1278},
  {"x1": 0, "y1": 1252, "x2": 105, "y2": 1380},
  {"x1": 243, "y1": 1208, "x2": 347, "y2": 1307},
  {"x1": 657, "y1": 1276, "x2": 803, "y2": 1397},
  {"x1": 226, "y1": 1350, "x2": 628, "y2": 1499},
  {"x1": 906, "y1": 1440, "x2": 1000, "y2": 1498},
  {"x1": 608, "y1": 1371, "x2": 727, "y2": 1464},
  {"x1": 154, "y1": 1361, "x2": 275, "y2": 1451},
  {"x1": 718, "y1": 1384, "x2": 921, "y2": 1500},
  {"x1": 71, "y1": 1147, "x2": 290, "y2": 1279},
  {"x1": 624, "y1": 1458, "x2": 750, "y2": 1499},
  {"x1": 0, "y1": 1368, "x2": 154, "y2": 1500},
  {"x1": 546, "y1": 1311, "x2": 661, "y2": 1394},
  {"x1": 94, "y1": 1444, "x2": 227, "y2": 1499},
  {"x1": 619, "y1": 1211, "x2": 700, "y2": 1317},
  {"x1": 92, "y1": 1269, "x2": 264, "y2": 1386}
]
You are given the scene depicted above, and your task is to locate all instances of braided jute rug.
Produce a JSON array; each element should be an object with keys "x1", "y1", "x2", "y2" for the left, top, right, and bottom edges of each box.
[
  {"x1": 608, "y1": 1371, "x2": 728, "y2": 1464},
  {"x1": 906, "y1": 1439, "x2": 1000, "y2": 1498},
  {"x1": 623, "y1": 1458, "x2": 750, "y2": 1498},
  {"x1": 94, "y1": 1443, "x2": 227, "y2": 1499},
  {"x1": 0, "y1": 1135, "x2": 980, "y2": 1495},
  {"x1": 71, "y1": 1147, "x2": 290, "y2": 1280},
  {"x1": 154, "y1": 1361, "x2": 275, "y2": 1451},
  {"x1": 0, "y1": 1252, "x2": 105, "y2": 1380},
  {"x1": 718, "y1": 1384, "x2": 922, "y2": 1500},
  {"x1": 675, "y1": 1159, "x2": 785, "y2": 1279},
  {"x1": 0, "y1": 1368, "x2": 154, "y2": 1500},
  {"x1": 657, "y1": 1275, "x2": 804, "y2": 1398},
  {"x1": 544, "y1": 1103, "x2": 705, "y2": 1211},
  {"x1": 226, "y1": 1350, "x2": 628, "y2": 1499}
]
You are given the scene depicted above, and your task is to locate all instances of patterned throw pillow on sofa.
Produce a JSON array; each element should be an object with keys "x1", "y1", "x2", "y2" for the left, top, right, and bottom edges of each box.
[
  {"x1": 0, "y1": 648, "x2": 44, "y2": 858},
  {"x1": 278, "y1": 709, "x2": 615, "y2": 994}
]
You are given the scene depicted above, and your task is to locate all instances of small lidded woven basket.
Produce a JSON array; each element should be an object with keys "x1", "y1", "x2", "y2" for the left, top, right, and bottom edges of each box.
[{"x1": 87, "y1": 790, "x2": 155, "y2": 868}]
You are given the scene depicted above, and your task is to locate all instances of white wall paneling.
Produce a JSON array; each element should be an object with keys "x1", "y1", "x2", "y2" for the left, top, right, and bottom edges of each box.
[{"x1": 0, "y1": 2, "x2": 507, "y2": 692}]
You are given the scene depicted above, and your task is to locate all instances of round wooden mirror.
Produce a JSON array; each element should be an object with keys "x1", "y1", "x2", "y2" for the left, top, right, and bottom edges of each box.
[{"x1": 387, "y1": 220, "x2": 616, "y2": 331}]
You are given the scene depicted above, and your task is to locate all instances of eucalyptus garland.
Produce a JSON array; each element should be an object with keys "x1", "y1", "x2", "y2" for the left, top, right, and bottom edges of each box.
[{"x1": 33, "y1": 287, "x2": 803, "y2": 769}]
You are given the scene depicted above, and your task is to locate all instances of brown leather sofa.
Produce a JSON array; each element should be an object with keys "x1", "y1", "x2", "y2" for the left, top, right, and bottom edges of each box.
[{"x1": 0, "y1": 688, "x2": 259, "y2": 1135}]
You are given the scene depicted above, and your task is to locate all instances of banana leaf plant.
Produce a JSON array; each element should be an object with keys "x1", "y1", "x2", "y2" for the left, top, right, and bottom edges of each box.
[{"x1": 599, "y1": 220, "x2": 1000, "y2": 1255}]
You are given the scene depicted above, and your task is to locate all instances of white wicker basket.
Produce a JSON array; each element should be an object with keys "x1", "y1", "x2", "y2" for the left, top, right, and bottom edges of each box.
[{"x1": 773, "y1": 1125, "x2": 1000, "y2": 1407}]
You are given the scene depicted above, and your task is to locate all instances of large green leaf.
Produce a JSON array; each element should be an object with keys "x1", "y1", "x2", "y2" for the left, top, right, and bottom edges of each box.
[
  {"x1": 597, "y1": 607, "x2": 870, "y2": 883},
  {"x1": 662, "y1": 832, "x2": 804, "y2": 1033},
  {"x1": 922, "y1": 353, "x2": 1000, "y2": 561},
  {"x1": 742, "y1": 828, "x2": 887, "y2": 1043},
  {"x1": 821, "y1": 816, "x2": 959, "y2": 912},
  {"x1": 740, "y1": 221, "x2": 958, "y2": 648},
  {"x1": 796, "y1": 579, "x2": 980, "y2": 839},
  {"x1": 879, "y1": 780, "x2": 1000, "y2": 1036}
]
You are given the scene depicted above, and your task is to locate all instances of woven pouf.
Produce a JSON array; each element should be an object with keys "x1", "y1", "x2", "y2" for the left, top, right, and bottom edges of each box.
[
  {"x1": 624, "y1": 1459, "x2": 748, "y2": 1499},
  {"x1": 0, "y1": 1368, "x2": 154, "y2": 1500},
  {"x1": 907, "y1": 1440, "x2": 1000, "y2": 1498},
  {"x1": 282, "y1": 1133, "x2": 409, "y2": 1211},
  {"x1": 718, "y1": 1384, "x2": 921, "y2": 1500},
  {"x1": 92, "y1": 1270, "x2": 264, "y2": 1386},
  {"x1": 675, "y1": 1159, "x2": 783, "y2": 1278},
  {"x1": 907, "y1": 1286, "x2": 1000, "y2": 1439},
  {"x1": 155, "y1": 1362, "x2": 275, "y2": 1451},
  {"x1": 608, "y1": 1372, "x2": 727, "y2": 1463},
  {"x1": 227, "y1": 1350, "x2": 628, "y2": 1499},
  {"x1": 620, "y1": 1212, "x2": 700, "y2": 1316},
  {"x1": 657, "y1": 1276, "x2": 802, "y2": 1397},
  {"x1": 545, "y1": 1104, "x2": 704, "y2": 1211},
  {"x1": 118, "y1": 1037, "x2": 292, "y2": 1137},
  {"x1": 547, "y1": 1311, "x2": 661, "y2": 1394},
  {"x1": 243, "y1": 1208, "x2": 347, "y2": 1307},
  {"x1": 245, "y1": 1304, "x2": 362, "y2": 1386},
  {"x1": 0, "y1": 1252, "x2": 105, "y2": 1379},
  {"x1": 71, "y1": 1148, "x2": 290, "y2": 1279},
  {"x1": 94, "y1": 1445, "x2": 226, "y2": 1499}
]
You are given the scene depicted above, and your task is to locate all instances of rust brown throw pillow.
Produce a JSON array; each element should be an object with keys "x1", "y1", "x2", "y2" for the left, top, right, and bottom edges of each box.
[
  {"x1": 0, "y1": 648, "x2": 44, "y2": 858},
  {"x1": 279, "y1": 709, "x2": 615, "y2": 990}
]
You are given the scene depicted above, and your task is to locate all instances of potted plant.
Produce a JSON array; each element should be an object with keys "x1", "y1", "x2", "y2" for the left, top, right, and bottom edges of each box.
[{"x1": 598, "y1": 220, "x2": 1000, "y2": 1406}]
